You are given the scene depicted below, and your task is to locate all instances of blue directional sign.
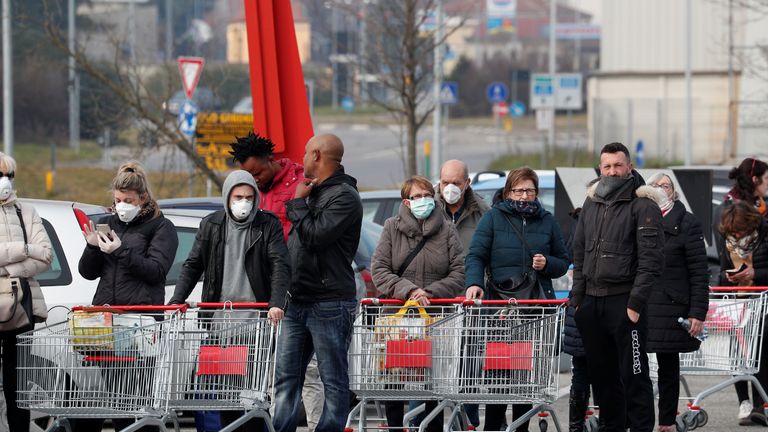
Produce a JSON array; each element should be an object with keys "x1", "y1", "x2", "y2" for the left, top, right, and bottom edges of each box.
[
  {"x1": 341, "y1": 96, "x2": 355, "y2": 113},
  {"x1": 509, "y1": 101, "x2": 526, "y2": 117},
  {"x1": 486, "y1": 82, "x2": 509, "y2": 104},
  {"x1": 178, "y1": 100, "x2": 198, "y2": 138},
  {"x1": 440, "y1": 82, "x2": 459, "y2": 104}
]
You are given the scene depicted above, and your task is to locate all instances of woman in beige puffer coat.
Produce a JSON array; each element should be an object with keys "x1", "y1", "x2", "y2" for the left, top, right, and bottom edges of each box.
[
  {"x1": 0, "y1": 152, "x2": 52, "y2": 432},
  {"x1": 371, "y1": 175, "x2": 464, "y2": 432}
]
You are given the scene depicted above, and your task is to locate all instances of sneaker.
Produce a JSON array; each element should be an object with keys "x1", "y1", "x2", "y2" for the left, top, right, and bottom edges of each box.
[
  {"x1": 739, "y1": 400, "x2": 753, "y2": 425},
  {"x1": 751, "y1": 410, "x2": 768, "y2": 426}
]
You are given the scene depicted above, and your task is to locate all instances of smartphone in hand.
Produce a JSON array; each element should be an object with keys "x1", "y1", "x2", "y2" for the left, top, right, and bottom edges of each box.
[
  {"x1": 96, "y1": 224, "x2": 112, "y2": 240},
  {"x1": 726, "y1": 263, "x2": 748, "y2": 275}
]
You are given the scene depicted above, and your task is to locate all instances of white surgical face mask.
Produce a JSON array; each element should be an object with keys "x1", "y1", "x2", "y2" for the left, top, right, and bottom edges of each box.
[
  {"x1": 0, "y1": 177, "x2": 12, "y2": 201},
  {"x1": 442, "y1": 184, "x2": 463, "y2": 205},
  {"x1": 230, "y1": 199, "x2": 254, "y2": 220},
  {"x1": 115, "y1": 202, "x2": 141, "y2": 223}
]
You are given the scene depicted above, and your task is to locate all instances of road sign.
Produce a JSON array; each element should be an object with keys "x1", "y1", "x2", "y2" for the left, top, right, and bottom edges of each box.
[
  {"x1": 530, "y1": 74, "x2": 554, "y2": 109},
  {"x1": 486, "y1": 82, "x2": 509, "y2": 104},
  {"x1": 177, "y1": 56, "x2": 205, "y2": 99},
  {"x1": 195, "y1": 112, "x2": 254, "y2": 171},
  {"x1": 341, "y1": 96, "x2": 355, "y2": 113},
  {"x1": 178, "y1": 100, "x2": 198, "y2": 138},
  {"x1": 509, "y1": 101, "x2": 526, "y2": 117},
  {"x1": 440, "y1": 82, "x2": 459, "y2": 104},
  {"x1": 555, "y1": 73, "x2": 583, "y2": 110},
  {"x1": 536, "y1": 108, "x2": 553, "y2": 131},
  {"x1": 492, "y1": 101, "x2": 509, "y2": 117}
]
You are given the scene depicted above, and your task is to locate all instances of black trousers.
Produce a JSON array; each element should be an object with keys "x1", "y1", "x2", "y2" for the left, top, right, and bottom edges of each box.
[
  {"x1": 384, "y1": 401, "x2": 442, "y2": 432},
  {"x1": 575, "y1": 294, "x2": 655, "y2": 432},
  {"x1": 484, "y1": 403, "x2": 531, "y2": 431},
  {"x1": 655, "y1": 352, "x2": 680, "y2": 426},
  {"x1": 3, "y1": 326, "x2": 32, "y2": 432}
]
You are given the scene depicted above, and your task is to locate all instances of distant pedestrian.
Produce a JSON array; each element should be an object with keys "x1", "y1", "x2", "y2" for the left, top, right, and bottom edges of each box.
[
  {"x1": 272, "y1": 134, "x2": 363, "y2": 432},
  {"x1": 645, "y1": 173, "x2": 709, "y2": 432},
  {"x1": 570, "y1": 142, "x2": 665, "y2": 432},
  {"x1": 717, "y1": 201, "x2": 768, "y2": 425},
  {"x1": 465, "y1": 167, "x2": 570, "y2": 431}
]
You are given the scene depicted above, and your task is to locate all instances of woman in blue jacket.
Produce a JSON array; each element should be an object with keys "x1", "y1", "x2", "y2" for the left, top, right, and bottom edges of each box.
[{"x1": 465, "y1": 167, "x2": 570, "y2": 431}]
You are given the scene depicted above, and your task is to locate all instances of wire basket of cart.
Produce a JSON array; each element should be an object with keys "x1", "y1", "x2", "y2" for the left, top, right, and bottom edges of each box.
[{"x1": 16, "y1": 304, "x2": 187, "y2": 432}]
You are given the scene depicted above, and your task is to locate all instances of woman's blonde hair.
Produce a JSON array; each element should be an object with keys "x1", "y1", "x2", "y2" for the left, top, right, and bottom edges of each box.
[
  {"x1": 111, "y1": 161, "x2": 154, "y2": 201},
  {"x1": 0, "y1": 151, "x2": 17, "y2": 174}
]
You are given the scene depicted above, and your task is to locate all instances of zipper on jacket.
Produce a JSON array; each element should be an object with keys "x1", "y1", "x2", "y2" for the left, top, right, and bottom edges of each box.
[{"x1": 593, "y1": 204, "x2": 611, "y2": 279}]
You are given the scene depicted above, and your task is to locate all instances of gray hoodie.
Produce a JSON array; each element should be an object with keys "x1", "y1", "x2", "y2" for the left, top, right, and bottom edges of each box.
[{"x1": 220, "y1": 170, "x2": 261, "y2": 302}]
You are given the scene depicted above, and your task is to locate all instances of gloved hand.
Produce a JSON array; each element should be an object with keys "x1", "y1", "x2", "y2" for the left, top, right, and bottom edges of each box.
[
  {"x1": 98, "y1": 230, "x2": 122, "y2": 254},
  {"x1": 82, "y1": 221, "x2": 100, "y2": 247},
  {"x1": 27, "y1": 244, "x2": 52, "y2": 263}
]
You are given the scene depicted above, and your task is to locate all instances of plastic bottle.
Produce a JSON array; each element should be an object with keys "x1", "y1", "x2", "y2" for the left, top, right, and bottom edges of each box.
[{"x1": 678, "y1": 317, "x2": 708, "y2": 342}]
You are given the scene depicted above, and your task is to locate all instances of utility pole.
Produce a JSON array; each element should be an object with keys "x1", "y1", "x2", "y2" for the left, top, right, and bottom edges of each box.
[
  {"x1": 726, "y1": 0, "x2": 735, "y2": 159},
  {"x1": 547, "y1": 0, "x2": 557, "y2": 158},
  {"x1": 331, "y1": 6, "x2": 338, "y2": 109},
  {"x1": 128, "y1": 0, "x2": 137, "y2": 63},
  {"x1": 68, "y1": 0, "x2": 80, "y2": 153},
  {"x1": 684, "y1": 0, "x2": 693, "y2": 165},
  {"x1": 2, "y1": 0, "x2": 12, "y2": 156},
  {"x1": 165, "y1": 0, "x2": 173, "y2": 61},
  {"x1": 432, "y1": 0, "x2": 444, "y2": 180}
]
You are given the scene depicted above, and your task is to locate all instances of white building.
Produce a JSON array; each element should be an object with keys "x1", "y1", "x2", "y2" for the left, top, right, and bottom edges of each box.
[{"x1": 588, "y1": 0, "x2": 767, "y2": 163}]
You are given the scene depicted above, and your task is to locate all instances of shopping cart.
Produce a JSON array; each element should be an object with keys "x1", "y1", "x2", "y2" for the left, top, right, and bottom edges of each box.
[
  {"x1": 649, "y1": 287, "x2": 768, "y2": 431},
  {"x1": 432, "y1": 299, "x2": 566, "y2": 432},
  {"x1": 347, "y1": 298, "x2": 463, "y2": 432},
  {"x1": 158, "y1": 302, "x2": 279, "y2": 432},
  {"x1": 16, "y1": 304, "x2": 187, "y2": 432}
]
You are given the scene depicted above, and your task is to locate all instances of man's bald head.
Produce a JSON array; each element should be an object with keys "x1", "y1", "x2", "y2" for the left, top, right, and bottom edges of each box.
[
  {"x1": 303, "y1": 134, "x2": 345, "y2": 181},
  {"x1": 441, "y1": 159, "x2": 468, "y2": 181}
]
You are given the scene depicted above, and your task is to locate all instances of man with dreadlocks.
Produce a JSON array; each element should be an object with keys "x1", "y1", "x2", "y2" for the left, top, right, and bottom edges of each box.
[{"x1": 230, "y1": 131, "x2": 305, "y2": 241}]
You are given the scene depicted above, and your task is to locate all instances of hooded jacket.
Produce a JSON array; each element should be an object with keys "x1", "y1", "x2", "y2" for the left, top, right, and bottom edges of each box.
[
  {"x1": 170, "y1": 170, "x2": 291, "y2": 308},
  {"x1": 646, "y1": 200, "x2": 710, "y2": 353},
  {"x1": 571, "y1": 171, "x2": 665, "y2": 313},
  {"x1": 371, "y1": 203, "x2": 465, "y2": 300},
  {"x1": 0, "y1": 194, "x2": 52, "y2": 323},
  {"x1": 80, "y1": 200, "x2": 178, "y2": 306},
  {"x1": 464, "y1": 199, "x2": 570, "y2": 300},
  {"x1": 436, "y1": 186, "x2": 491, "y2": 251},
  {"x1": 259, "y1": 158, "x2": 305, "y2": 241},
  {"x1": 716, "y1": 217, "x2": 768, "y2": 287},
  {"x1": 285, "y1": 167, "x2": 362, "y2": 303}
]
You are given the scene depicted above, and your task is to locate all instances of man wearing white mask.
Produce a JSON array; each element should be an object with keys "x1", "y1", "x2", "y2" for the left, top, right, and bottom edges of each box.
[{"x1": 436, "y1": 160, "x2": 490, "y2": 251}]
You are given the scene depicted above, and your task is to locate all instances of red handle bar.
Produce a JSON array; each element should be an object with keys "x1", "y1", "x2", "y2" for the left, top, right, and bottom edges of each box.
[
  {"x1": 710, "y1": 286, "x2": 768, "y2": 292},
  {"x1": 192, "y1": 302, "x2": 270, "y2": 309},
  {"x1": 359, "y1": 297, "x2": 466, "y2": 306},
  {"x1": 462, "y1": 299, "x2": 568, "y2": 306},
  {"x1": 72, "y1": 304, "x2": 188, "y2": 313}
]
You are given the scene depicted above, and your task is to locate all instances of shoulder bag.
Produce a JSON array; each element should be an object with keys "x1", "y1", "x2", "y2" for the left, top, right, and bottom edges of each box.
[{"x1": 486, "y1": 213, "x2": 545, "y2": 301}]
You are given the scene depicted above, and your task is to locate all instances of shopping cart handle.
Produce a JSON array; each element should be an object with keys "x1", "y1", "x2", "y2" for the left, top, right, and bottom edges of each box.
[
  {"x1": 72, "y1": 304, "x2": 188, "y2": 313},
  {"x1": 193, "y1": 302, "x2": 270, "y2": 309},
  {"x1": 462, "y1": 299, "x2": 568, "y2": 306},
  {"x1": 359, "y1": 297, "x2": 466, "y2": 305},
  {"x1": 710, "y1": 286, "x2": 768, "y2": 292}
]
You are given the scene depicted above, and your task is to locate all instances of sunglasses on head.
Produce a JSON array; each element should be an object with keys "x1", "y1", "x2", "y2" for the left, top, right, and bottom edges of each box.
[{"x1": 0, "y1": 171, "x2": 14, "y2": 179}]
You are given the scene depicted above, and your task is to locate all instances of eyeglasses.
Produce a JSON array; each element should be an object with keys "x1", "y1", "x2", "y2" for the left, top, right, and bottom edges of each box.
[
  {"x1": 510, "y1": 188, "x2": 537, "y2": 197},
  {"x1": 409, "y1": 193, "x2": 433, "y2": 200},
  {"x1": 0, "y1": 171, "x2": 14, "y2": 179},
  {"x1": 652, "y1": 183, "x2": 673, "y2": 191}
]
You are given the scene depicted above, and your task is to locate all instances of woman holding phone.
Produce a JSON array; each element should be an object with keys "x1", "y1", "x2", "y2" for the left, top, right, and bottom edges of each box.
[
  {"x1": 718, "y1": 201, "x2": 768, "y2": 425},
  {"x1": 77, "y1": 161, "x2": 177, "y2": 431}
]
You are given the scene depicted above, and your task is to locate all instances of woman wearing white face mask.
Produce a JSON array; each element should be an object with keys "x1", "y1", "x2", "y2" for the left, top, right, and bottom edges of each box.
[
  {"x1": 77, "y1": 162, "x2": 177, "y2": 431},
  {"x1": 371, "y1": 175, "x2": 465, "y2": 432}
]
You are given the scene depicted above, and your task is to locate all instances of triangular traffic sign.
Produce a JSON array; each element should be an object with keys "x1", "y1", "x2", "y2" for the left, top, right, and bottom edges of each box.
[{"x1": 177, "y1": 56, "x2": 205, "y2": 99}]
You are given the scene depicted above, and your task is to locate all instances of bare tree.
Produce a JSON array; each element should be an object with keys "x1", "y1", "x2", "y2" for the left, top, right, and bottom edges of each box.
[
  {"x1": 332, "y1": 0, "x2": 471, "y2": 177},
  {"x1": 39, "y1": 0, "x2": 225, "y2": 188}
]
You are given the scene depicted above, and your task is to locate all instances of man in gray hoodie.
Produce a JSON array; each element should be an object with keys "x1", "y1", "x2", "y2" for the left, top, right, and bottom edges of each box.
[{"x1": 170, "y1": 170, "x2": 291, "y2": 430}]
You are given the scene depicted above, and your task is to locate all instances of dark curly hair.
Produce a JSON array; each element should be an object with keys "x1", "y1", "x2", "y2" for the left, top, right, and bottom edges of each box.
[
  {"x1": 728, "y1": 157, "x2": 768, "y2": 200},
  {"x1": 229, "y1": 131, "x2": 276, "y2": 164}
]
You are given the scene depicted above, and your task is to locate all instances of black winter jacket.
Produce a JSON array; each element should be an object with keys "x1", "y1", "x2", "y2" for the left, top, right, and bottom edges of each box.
[
  {"x1": 571, "y1": 171, "x2": 665, "y2": 313},
  {"x1": 285, "y1": 168, "x2": 363, "y2": 303},
  {"x1": 716, "y1": 218, "x2": 768, "y2": 287},
  {"x1": 646, "y1": 201, "x2": 710, "y2": 353},
  {"x1": 80, "y1": 211, "x2": 178, "y2": 306},
  {"x1": 169, "y1": 209, "x2": 291, "y2": 308}
]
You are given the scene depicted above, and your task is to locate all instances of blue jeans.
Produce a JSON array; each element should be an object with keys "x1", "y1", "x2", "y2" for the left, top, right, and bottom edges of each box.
[{"x1": 272, "y1": 299, "x2": 357, "y2": 432}]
